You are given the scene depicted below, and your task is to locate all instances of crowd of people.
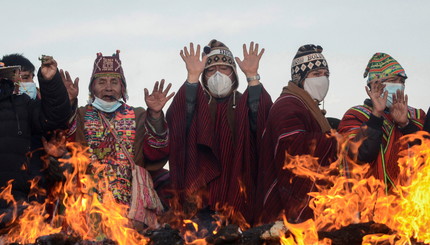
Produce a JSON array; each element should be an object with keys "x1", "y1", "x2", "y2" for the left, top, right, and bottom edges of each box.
[{"x1": 0, "y1": 40, "x2": 429, "y2": 232}]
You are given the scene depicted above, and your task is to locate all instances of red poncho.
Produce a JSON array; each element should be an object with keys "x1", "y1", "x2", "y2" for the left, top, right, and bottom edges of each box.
[
  {"x1": 256, "y1": 82, "x2": 337, "y2": 224},
  {"x1": 167, "y1": 83, "x2": 272, "y2": 222}
]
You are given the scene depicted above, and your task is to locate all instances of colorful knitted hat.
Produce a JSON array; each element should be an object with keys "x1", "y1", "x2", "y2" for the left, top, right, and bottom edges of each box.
[
  {"x1": 364, "y1": 53, "x2": 407, "y2": 83},
  {"x1": 291, "y1": 44, "x2": 328, "y2": 87},
  {"x1": 89, "y1": 50, "x2": 128, "y2": 101},
  {"x1": 202, "y1": 39, "x2": 238, "y2": 88}
]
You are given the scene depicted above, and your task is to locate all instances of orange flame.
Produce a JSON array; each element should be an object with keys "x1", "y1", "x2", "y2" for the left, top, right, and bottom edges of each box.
[
  {"x1": 0, "y1": 142, "x2": 149, "y2": 244},
  {"x1": 281, "y1": 131, "x2": 430, "y2": 244}
]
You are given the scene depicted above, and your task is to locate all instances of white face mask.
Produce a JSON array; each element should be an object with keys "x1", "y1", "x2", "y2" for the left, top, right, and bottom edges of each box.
[
  {"x1": 383, "y1": 82, "x2": 405, "y2": 108},
  {"x1": 19, "y1": 82, "x2": 37, "y2": 100},
  {"x1": 207, "y1": 71, "x2": 233, "y2": 98},
  {"x1": 303, "y1": 76, "x2": 330, "y2": 102},
  {"x1": 92, "y1": 96, "x2": 122, "y2": 113}
]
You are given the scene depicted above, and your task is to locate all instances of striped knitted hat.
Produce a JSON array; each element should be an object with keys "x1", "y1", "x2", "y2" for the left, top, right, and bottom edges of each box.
[
  {"x1": 291, "y1": 44, "x2": 328, "y2": 87},
  {"x1": 364, "y1": 53, "x2": 407, "y2": 83}
]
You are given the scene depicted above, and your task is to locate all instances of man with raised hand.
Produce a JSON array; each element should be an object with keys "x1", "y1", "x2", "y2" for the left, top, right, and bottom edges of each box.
[
  {"x1": 66, "y1": 50, "x2": 174, "y2": 230},
  {"x1": 338, "y1": 53, "x2": 426, "y2": 192},
  {"x1": 167, "y1": 40, "x2": 272, "y2": 224}
]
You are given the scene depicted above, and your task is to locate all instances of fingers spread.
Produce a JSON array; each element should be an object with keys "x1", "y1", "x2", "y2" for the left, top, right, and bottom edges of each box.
[
  {"x1": 159, "y1": 79, "x2": 165, "y2": 92},
  {"x1": 180, "y1": 50, "x2": 186, "y2": 61},
  {"x1": 258, "y1": 48, "x2": 265, "y2": 58},
  {"x1": 74, "y1": 77, "x2": 80, "y2": 87},
  {"x1": 153, "y1": 81, "x2": 159, "y2": 93},
  {"x1": 202, "y1": 54, "x2": 208, "y2": 64},
  {"x1": 365, "y1": 86, "x2": 371, "y2": 97},
  {"x1": 243, "y1": 43, "x2": 248, "y2": 56},
  {"x1": 249, "y1": 41, "x2": 255, "y2": 54},
  {"x1": 190, "y1": 43, "x2": 195, "y2": 56},
  {"x1": 234, "y1": 57, "x2": 242, "y2": 66},
  {"x1": 166, "y1": 92, "x2": 175, "y2": 102},
  {"x1": 163, "y1": 83, "x2": 172, "y2": 95}
]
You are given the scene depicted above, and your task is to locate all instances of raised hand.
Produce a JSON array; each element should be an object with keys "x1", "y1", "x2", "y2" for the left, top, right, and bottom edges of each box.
[
  {"x1": 390, "y1": 89, "x2": 409, "y2": 127},
  {"x1": 60, "y1": 69, "x2": 79, "y2": 105},
  {"x1": 235, "y1": 41, "x2": 265, "y2": 85},
  {"x1": 180, "y1": 43, "x2": 208, "y2": 83},
  {"x1": 366, "y1": 81, "x2": 387, "y2": 118},
  {"x1": 144, "y1": 79, "x2": 175, "y2": 119},
  {"x1": 40, "y1": 56, "x2": 58, "y2": 81},
  {"x1": 42, "y1": 130, "x2": 67, "y2": 158}
]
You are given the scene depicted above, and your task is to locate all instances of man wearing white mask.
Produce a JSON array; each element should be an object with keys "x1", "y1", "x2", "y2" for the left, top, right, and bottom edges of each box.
[
  {"x1": 66, "y1": 50, "x2": 174, "y2": 230},
  {"x1": 256, "y1": 44, "x2": 337, "y2": 224},
  {"x1": 167, "y1": 40, "x2": 272, "y2": 224},
  {"x1": 338, "y1": 53, "x2": 426, "y2": 192}
]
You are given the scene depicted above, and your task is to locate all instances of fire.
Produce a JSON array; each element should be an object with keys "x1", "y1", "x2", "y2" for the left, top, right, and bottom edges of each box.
[
  {"x1": 383, "y1": 131, "x2": 430, "y2": 244},
  {"x1": 281, "y1": 131, "x2": 430, "y2": 244},
  {"x1": 0, "y1": 129, "x2": 429, "y2": 244},
  {"x1": 280, "y1": 218, "x2": 319, "y2": 245},
  {"x1": 0, "y1": 142, "x2": 149, "y2": 245}
]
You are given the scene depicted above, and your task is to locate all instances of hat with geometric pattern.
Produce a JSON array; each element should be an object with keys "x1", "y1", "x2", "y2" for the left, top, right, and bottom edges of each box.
[
  {"x1": 291, "y1": 44, "x2": 328, "y2": 87},
  {"x1": 364, "y1": 53, "x2": 407, "y2": 83},
  {"x1": 202, "y1": 39, "x2": 238, "y2": 87},
  {"x1": 89, "y1": 50, "x2": 128, "y2": 101}
]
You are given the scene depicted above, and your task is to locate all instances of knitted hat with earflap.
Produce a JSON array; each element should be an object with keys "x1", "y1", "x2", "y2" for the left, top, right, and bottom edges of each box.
[
  {"x1": 291, "y1": 44, "x2": 328, "y2": 88},
  {"x1": 202, "y1": 39, "x2": 239, "y2": 91}
]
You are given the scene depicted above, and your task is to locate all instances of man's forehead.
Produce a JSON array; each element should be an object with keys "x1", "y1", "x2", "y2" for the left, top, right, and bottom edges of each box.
[
  {"x1": 309, "y1": 68, "x2": 329, "y2": 73},
  {"x1": 20, "y1": 70, "x2": 33, "y2": 75},
  {"x1": 95, "y1": 75, "x2": 120, "y2": 81}
]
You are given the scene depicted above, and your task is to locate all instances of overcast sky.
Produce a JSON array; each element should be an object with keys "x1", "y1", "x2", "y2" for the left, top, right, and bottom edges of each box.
[{"x1": 2, "y1": 0, "x2": 429, "y2": 119}]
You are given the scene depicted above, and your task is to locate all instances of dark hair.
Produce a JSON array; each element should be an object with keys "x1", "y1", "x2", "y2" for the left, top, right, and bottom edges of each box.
[{"x1": 1, "y1": 54, "x2": 35, "y2": 74}]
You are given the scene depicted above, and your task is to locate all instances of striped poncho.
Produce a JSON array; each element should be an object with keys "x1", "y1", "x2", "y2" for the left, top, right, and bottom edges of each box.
[
  {"x1": 167, "y1": 82, "x2": 272, "y2": 223},
  {"x1": 256, "y1": 82, "x2": 337, "y2": 224},
  {"x1": 338, "y1": 99, "x2": 426, "y2": 192}
]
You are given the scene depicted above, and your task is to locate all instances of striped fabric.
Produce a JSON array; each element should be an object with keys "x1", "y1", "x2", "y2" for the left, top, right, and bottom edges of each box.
[
  {"x1": 167, "y1": 83, "x2": 272, "y2": 223},
  {"x1": 364, "y1": 53, "x2": 407, "y2": 82},
  {"x1": 338, "y1": 102, "x2": 426, "y2": 190},
  {"x1": 255, "y1": 93, "x2": 337, "y2": 224}
]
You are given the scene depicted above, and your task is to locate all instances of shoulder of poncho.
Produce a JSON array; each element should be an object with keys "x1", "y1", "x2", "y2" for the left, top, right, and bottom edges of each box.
[
  {"x1": 274, "y1": 93, "x2": 305, "y2": 107},
  {"x1": 349, "y1": 104, "x2": 372, "y2": 115}
]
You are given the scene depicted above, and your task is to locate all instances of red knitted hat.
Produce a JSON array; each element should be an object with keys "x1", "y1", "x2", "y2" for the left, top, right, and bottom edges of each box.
[{"x1": 89, "y1": 50, "x2": 128, "y2": 101}]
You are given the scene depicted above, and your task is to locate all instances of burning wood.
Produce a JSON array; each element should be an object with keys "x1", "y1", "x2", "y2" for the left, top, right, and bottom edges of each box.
[{"x1": 1, "y1": 132, "x2": 430, "y2": 244}]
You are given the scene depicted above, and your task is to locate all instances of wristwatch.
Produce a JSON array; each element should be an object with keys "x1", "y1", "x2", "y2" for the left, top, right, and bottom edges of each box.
[{"x1": 246, "y1": 74, "x2": 260, "y2": 82}]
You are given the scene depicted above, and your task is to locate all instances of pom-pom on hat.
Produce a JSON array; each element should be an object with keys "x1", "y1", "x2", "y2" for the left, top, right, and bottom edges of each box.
[
  {"x1": 291, "y1": 44, "x2": 328, "y2": 87},
  {"x1": 364, "y1": 53, "x2": 407, "y2": 83},
  {"x1": 202, "y1": 39, "x2": 239, "y2": 88},
  {"x1": 89, "y1": 50, "x2": 128, "y2": 101}
]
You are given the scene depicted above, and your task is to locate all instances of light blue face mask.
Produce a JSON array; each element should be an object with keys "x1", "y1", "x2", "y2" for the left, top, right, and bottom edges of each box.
[
  {"x1": 383, "y1": 82, "x2": 405, "y2": 108},
  {"x1": 92, "y1": 96, "x2": 122, "y2": 113},
  {"x1": 19, "y1": 82, "x2": 37, "y2": 100}
]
